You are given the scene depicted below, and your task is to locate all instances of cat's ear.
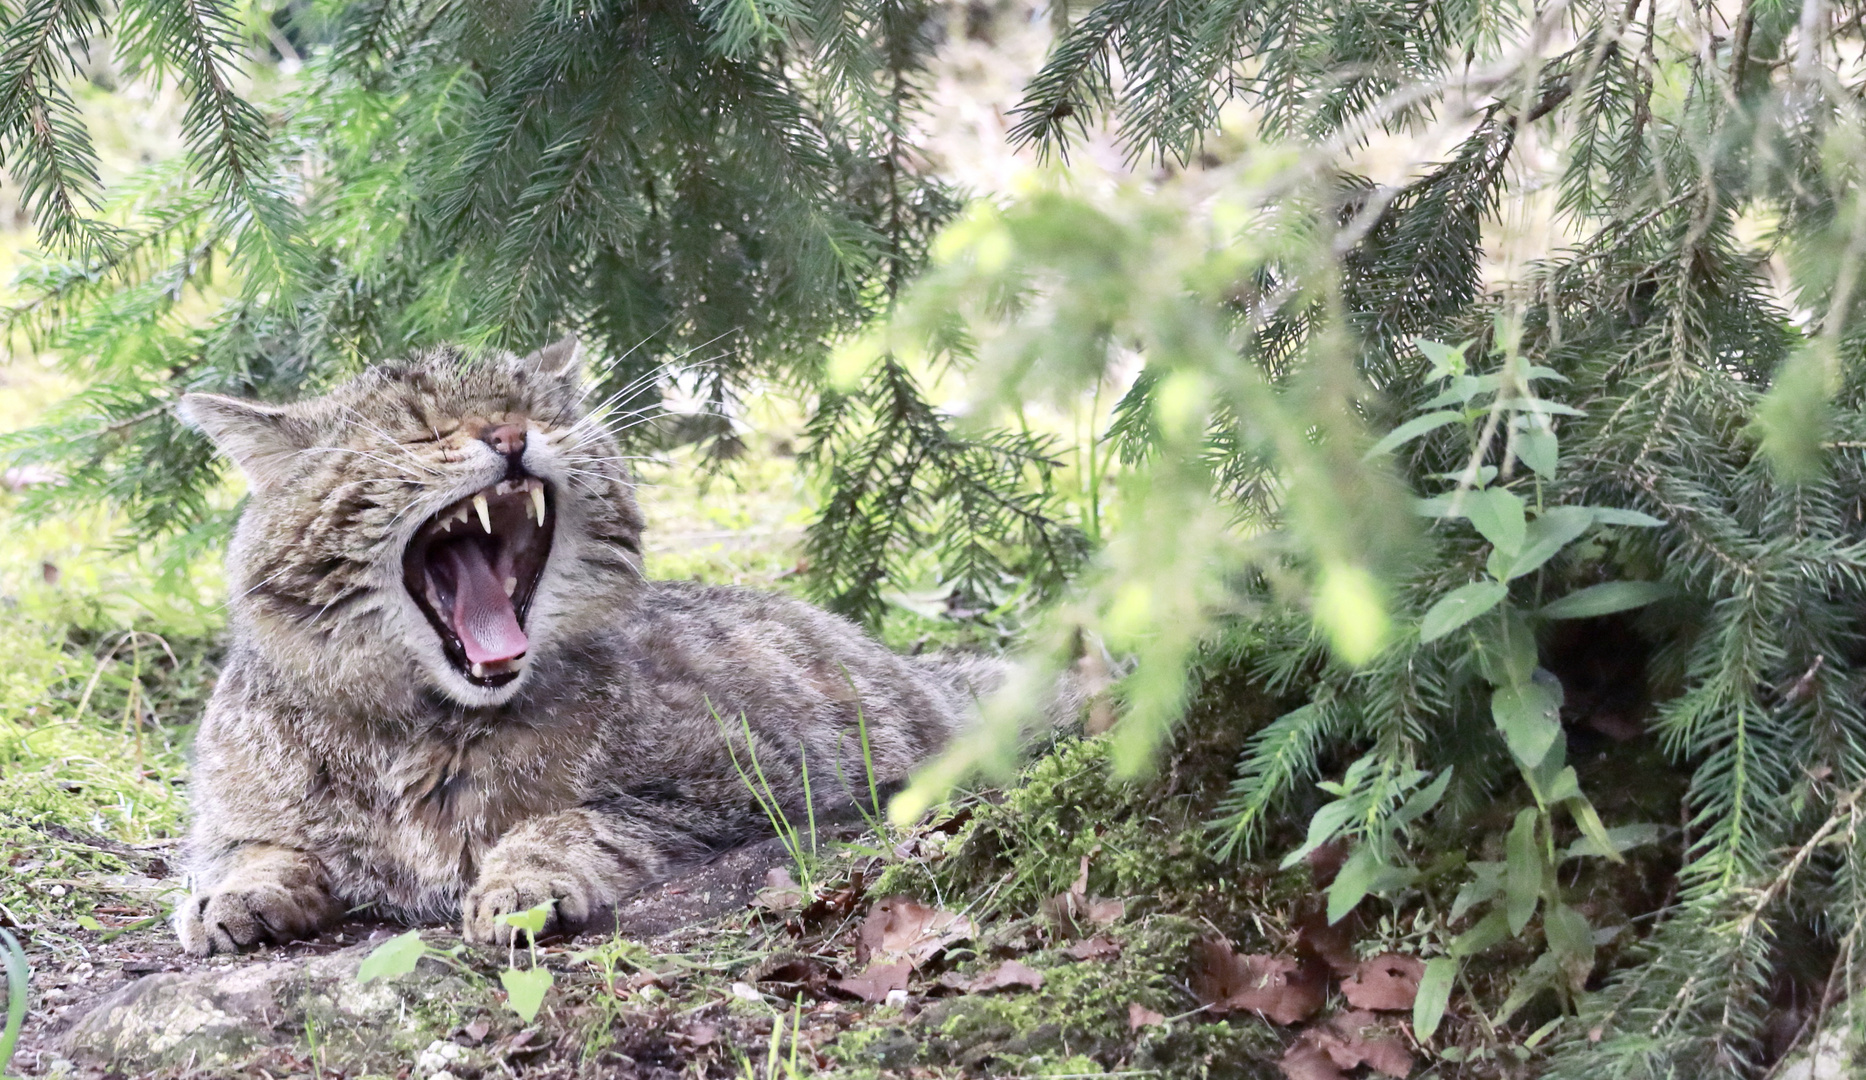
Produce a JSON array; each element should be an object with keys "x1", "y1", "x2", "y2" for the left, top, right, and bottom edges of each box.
[
  {"x1": 176, "y1": 393, "x2": 316, "y2": 490},
  {"x1": 516, "y1": 334, "x2": 584, "y2": 387}
]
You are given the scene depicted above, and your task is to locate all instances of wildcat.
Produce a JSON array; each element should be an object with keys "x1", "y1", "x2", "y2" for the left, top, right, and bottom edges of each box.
[{"x1": 172, "y1": 338, "x2": 1000, "y2": 955}]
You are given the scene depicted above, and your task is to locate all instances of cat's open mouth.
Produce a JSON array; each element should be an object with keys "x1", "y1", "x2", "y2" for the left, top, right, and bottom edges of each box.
[{"x1": 402, "y1": 478, "x2": 555, "y2": 687}]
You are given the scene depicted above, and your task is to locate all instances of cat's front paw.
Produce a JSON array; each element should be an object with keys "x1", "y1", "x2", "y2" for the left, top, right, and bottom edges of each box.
[
  {"x1": 462, "y1": 862, "x2": 597, "y2": 946},
  {"x1": 175, "y1": 845, "x2": 337, "y2": 956}
]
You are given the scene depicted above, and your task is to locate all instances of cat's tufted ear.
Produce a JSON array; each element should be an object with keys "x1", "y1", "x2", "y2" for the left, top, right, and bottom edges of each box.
[
  {"x1": 517, "y1": 334, "x2": 584, "y2": 385},
  {"x1": 176, "y1": 393, "x2": 317, "y2": 490}
]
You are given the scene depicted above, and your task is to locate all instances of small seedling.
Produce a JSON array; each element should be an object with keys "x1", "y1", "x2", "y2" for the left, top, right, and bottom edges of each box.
[
  {"x1": 1, "y1": 929, "x2": 27, "y2": 1080},
  {"x1": 495, "y1": 901, "x2": 557, "y2": 1023}
]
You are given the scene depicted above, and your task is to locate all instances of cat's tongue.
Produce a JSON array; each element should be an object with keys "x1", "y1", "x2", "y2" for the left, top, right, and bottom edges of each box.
[{"x1": 439, "y1": 543, "x2": 528, "y2": 664}]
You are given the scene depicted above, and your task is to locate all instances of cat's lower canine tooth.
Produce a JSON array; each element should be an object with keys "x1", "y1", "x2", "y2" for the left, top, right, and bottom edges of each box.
[
  {"x1": 503, "y1": 576, "x2": 517, "y2": 596},
  {"x1": 470, "y1": 662, "x2": 486, "y2": 678},
  {"x1": 473, "y1": 494, "x2": 492, "y2": 533}
]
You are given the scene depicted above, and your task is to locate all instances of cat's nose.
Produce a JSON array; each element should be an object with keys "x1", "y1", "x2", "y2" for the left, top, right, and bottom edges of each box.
[{"x1": 483, "y1": 423, "x2": 527, "y2": 460}]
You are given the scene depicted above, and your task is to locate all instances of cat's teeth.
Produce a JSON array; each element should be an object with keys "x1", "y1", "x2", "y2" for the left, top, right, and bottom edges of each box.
[
  {"x1": 471, "y1": 662, "x2": 486, "y2": 678},
  {"x1": 530, "y1": 483, "x2": 547, "y2": 525},
  {"x1": 503, "y1": 576, "x2": 517, "y2": 596},
  {"x1": 453, "y1": 505, "x2": 471, "y2": 525},
  {"x1": 473, "y1": 494, "x2": 492, "y2": 533}
]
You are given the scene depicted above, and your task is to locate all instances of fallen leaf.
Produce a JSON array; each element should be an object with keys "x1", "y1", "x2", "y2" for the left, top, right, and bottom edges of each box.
[
  {"x1": 1294, "y1": 910, "x2": 1358, "y2": 975},
  {"x1": 754, "y1": 867, "x2": 807, "y2": 913},
  {"x1": 856, "y1": 897, "x2": 973, "y2": 967},
  {"x1": 1341, "y1": 953, "x2": 1425, "y2": 1012},
  {"x1": 731, "y1": 981, "x2": 764, "y2": 1002},
  {"x1": 1085, "y1": 897, "x2": 1126, "y2": 926},
  {"x1": 685, "y1": 1023, "x2": 719, "y2": 1047},
  {"x1": 1065, "y1": 935, "x2": 1122, "y2": 961},
  {"x1": 460, "y1": 1018, "x2": 490, "y2": 1044},
  {"x1": 966, "y1": 960, "x2": 1045, "y2": 993},
  {"x1": 1128, "y1": 1003, "x2": 1167, "y2": 1031},
  {"x1": 1190, "y1": 938, "x2": 1326, "y2": 1025},
  {"x1": 1308, "y1": 1010, "x2": 1414, "y2": 1078},
  {"x1": 752, "y1": 953, "x2": 836, "y2": 997},
  {"x1": 1279, "y1": 1040, "x2": 1347, "y2": 1080},
  {"x1": 831, "y1": 960, "x2": 912, "y2": 1003}
]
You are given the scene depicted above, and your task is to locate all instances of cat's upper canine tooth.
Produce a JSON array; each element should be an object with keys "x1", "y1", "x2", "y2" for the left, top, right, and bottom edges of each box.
[
  {"x1": 473, "y1": 493, "x2": 492, "y2": 533},
  {"x1": 530, "y1": 484, "x2": 547, "y2": 525}
]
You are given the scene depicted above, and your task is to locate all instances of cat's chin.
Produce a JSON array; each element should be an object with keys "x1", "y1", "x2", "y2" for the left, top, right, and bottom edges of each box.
[{"x1": 425, "y1": 661, "x2": 534, "y2": 708}]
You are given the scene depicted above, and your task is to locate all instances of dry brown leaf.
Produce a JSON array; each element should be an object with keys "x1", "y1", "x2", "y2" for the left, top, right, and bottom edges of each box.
[
  {"x1": 1190, "y1": 937, "x2": 1326, "y2": 1026},
  {"x1": 754, "y1": 867, "x2": 807, "y2": 913},
  {"x1": 1128, "y1": 1002, "x2": 1167, "y2": 1032},
  {"x1": 685, "y1": 1023, "x2": 719, "y2": 1047},
  {"x1": 1340, "y1": 953, "x2": 1425, "y2": 1012},
  {"x1": 1305, "y1": 839, "x2": 1351, "y2": 888},
  {"x1": 460, "y1": 1018, "x2": 490, "y2": 1044},
  {"x1": 966, "y1": 959, "x2": 1046, "y2": 993},
  {"x1": 1065, "y1": 935, "x2": 1122, "y2": 961},
  {"x1": 1293, "y1": 910, "x2": 1358, "y2": 975},
  {"x1": 1278, "y1": 1039, "x2": 1348, "y2": 1080},
  {"x1": 830, "y1": 960, "x2": 912, "y2": 1003},
  {"x1": 1085, "y1": 897, "x2": 1126, "y2": 926},
  {"x1": 752, "y1": 953, "x2": 836, "y2": 997},
  {"x1": 856, "y1": 897, "x2": 974, "y2": 967},
  {"x1": 1309, "y1": 1010, "x2": 1414, "y2": 1078}
]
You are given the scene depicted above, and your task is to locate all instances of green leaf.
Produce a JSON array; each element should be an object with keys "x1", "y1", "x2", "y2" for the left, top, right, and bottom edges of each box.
[
  {"x1": 1494, "y1": 397, "x2": 1586, "y2": 416},
  {"x1": 1587, "y1": 507, "x2": 1665, "y2": 528},
  {"x1": 1505, "y1": 807, "x2": 1542, "y2": 935},
  {"x1": 1464, "y1": 487, "x2": 1526, "y2": 554},
  {"x1": 1391, "y1": 768, "x2": 1453, "y2": 828},
  {"x1": 1413, "y1": 957, "x2": 1457, "y2": 1041},
  {"x1": 1494, "y1": 507, "x2": 1595, "y2": 580},
  {"x1": 500, "y1": 965, "x2": 555, "y2": 1023},
  {"x1": 1324, "y1": 846, "x2": 1417, "y2": 924},
  {"x1": 1563, "y1": 798, "x2": 1629, "y2": 864},
  {"x1": 1281, "y1": 799, "x2": 1358, "y2": 868},
  {"x1": 496, "y1": 900, "x2": 556, "y2": 938},
  {"x1": 1473, "y1": 610, "x2": 1538, "y2": 686},
  {"x1": 1364, "y1": 410, "x2": 1464, "y2": 459},
  {"x1": 357, "y1": 930, "x2": 428, "y2": 984},
  {"x1": 1450, "y1": 910, "x2": 1510, "y2": 957},
  {"x1": 1451, "y1": 863, "x2": 1504, "y2": 921},
  {"x1": 1563, "y1": 823, "x2": 1662, "y2": 861},
  {"x1": 1514, "y1": 425, "x2": 1558, "y2": 478},
  {"x1": 1538, "y1": 581, "x2": 1672, "y2": 620},
  {"x1": 1492, "y1": 678, "x2": 1564, "y2": 769},
  {"x1": 1543, "y1": 903, "x2": 1597, "y2": 989},
  {"x1": 1415, "y1": 338, "x2": 1468, "y2": 380},
  {"x1": 1420, "y1": 581, "x2": 1509, "y2": 643}
]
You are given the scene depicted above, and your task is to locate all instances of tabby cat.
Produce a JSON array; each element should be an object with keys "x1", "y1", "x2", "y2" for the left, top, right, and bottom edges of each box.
[{"x1": 172, "y1": 338, "x2": 997, "y2": 954}]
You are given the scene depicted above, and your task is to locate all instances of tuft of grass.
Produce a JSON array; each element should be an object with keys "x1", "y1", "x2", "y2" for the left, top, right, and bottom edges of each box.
[{"x1": 0, "y1": 929, "x2": 25, "y2": 1079}]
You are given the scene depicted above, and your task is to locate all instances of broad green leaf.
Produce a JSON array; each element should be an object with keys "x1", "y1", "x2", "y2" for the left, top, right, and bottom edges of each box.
[
  {"x1": 1415, "y1": 338, "x2": 1468, "y2": 380},
  {"x1": 1522, "y1": 365, "x2": 1570, "y2": 383},
  {"x1": 1450, "y1": 910, "x2": 1509, "y2": 957},
  {"x1": 1325, "y1": 847, "x2": 1417, "y2": 925},
  {"x1": 1497, "y1": 951, "x2": 1561, "y2": 1024},
  {"x1": 1563, "y1": 823, "x2": 1662, "y2": 861},
  {"x1": 1588, "y1": 507, "x2": 1665, "y2": 528},
  {"x1": 1494, "y1": 397, "x2": 1586, "y2": 416},
  {"x1": 1514, "y1": 426, "x2": 1558, "y2": 478},
  {"x1": 1413, "y1": 496, "x2": 1455, "y2": 517},
  {"x1": 1473, "y1": 610, "x2": 1537, "y2": 687},
  {"x1": 1281, "y1": 799, "x2": 1358, "y2": 868},
  {"x1": 500, "y1": 965, "x2": 555, "y2": 1023},
  {"x1": 1364, "y1": 410, "x2": 1464, "y2": 459},
  {"x1": 1505, "y1": 807, "x2": 1541, "y2": 935},
  {"x1": 1494, "y1": 507, "x2": 1595, "y2": 580},
  {"x1": 1465, "y1": 487, "x2": 1526, "y2": 554},
  {"x1": 1451, "y1": 863, "x2": 1504, "y2": 921},
  {"x1": 1391, "y1": 768, "x2": 1453, "y2": 828},
  {"x1": 1543, "y1": 903, "x2": 1597, "y2": 990},
  {"x1": 1492, "y1": 678, "x2": 1563, "y2": 769},
  {"x1": 1413, "y1": 957, "x2": 1458, "y2": 1041},
  {"x1": 1564, "y1": 797, "x2": 1628, "y2": 864},
  {"x1": 1538, "y1": 581, "x2": 1671, "y2": 620},
  {"x1": 496, "y1": 900, "x2": 556, "y2": 938},
  {"x1": 357, "y1": 930, "x2": 428, "y2": 984},
  {"x1": 1420, "y1": 581, "x2": 1509, "y2": 643}
]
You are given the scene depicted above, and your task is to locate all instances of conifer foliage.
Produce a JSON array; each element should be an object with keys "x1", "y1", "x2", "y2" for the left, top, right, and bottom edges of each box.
[{"x1": 15, "y1": 0, "x2": 1866, "y2": 1072}]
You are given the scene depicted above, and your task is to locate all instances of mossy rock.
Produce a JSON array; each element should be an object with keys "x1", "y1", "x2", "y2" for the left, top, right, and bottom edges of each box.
[{"x1": 59, "y1": 940, "x2": 507, "y2": 1077}]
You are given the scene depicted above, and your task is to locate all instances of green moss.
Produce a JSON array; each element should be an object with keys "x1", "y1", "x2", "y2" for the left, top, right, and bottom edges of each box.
[{"x1": 825, "y1": 916, "x2": 1285, "y2": 1079}]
